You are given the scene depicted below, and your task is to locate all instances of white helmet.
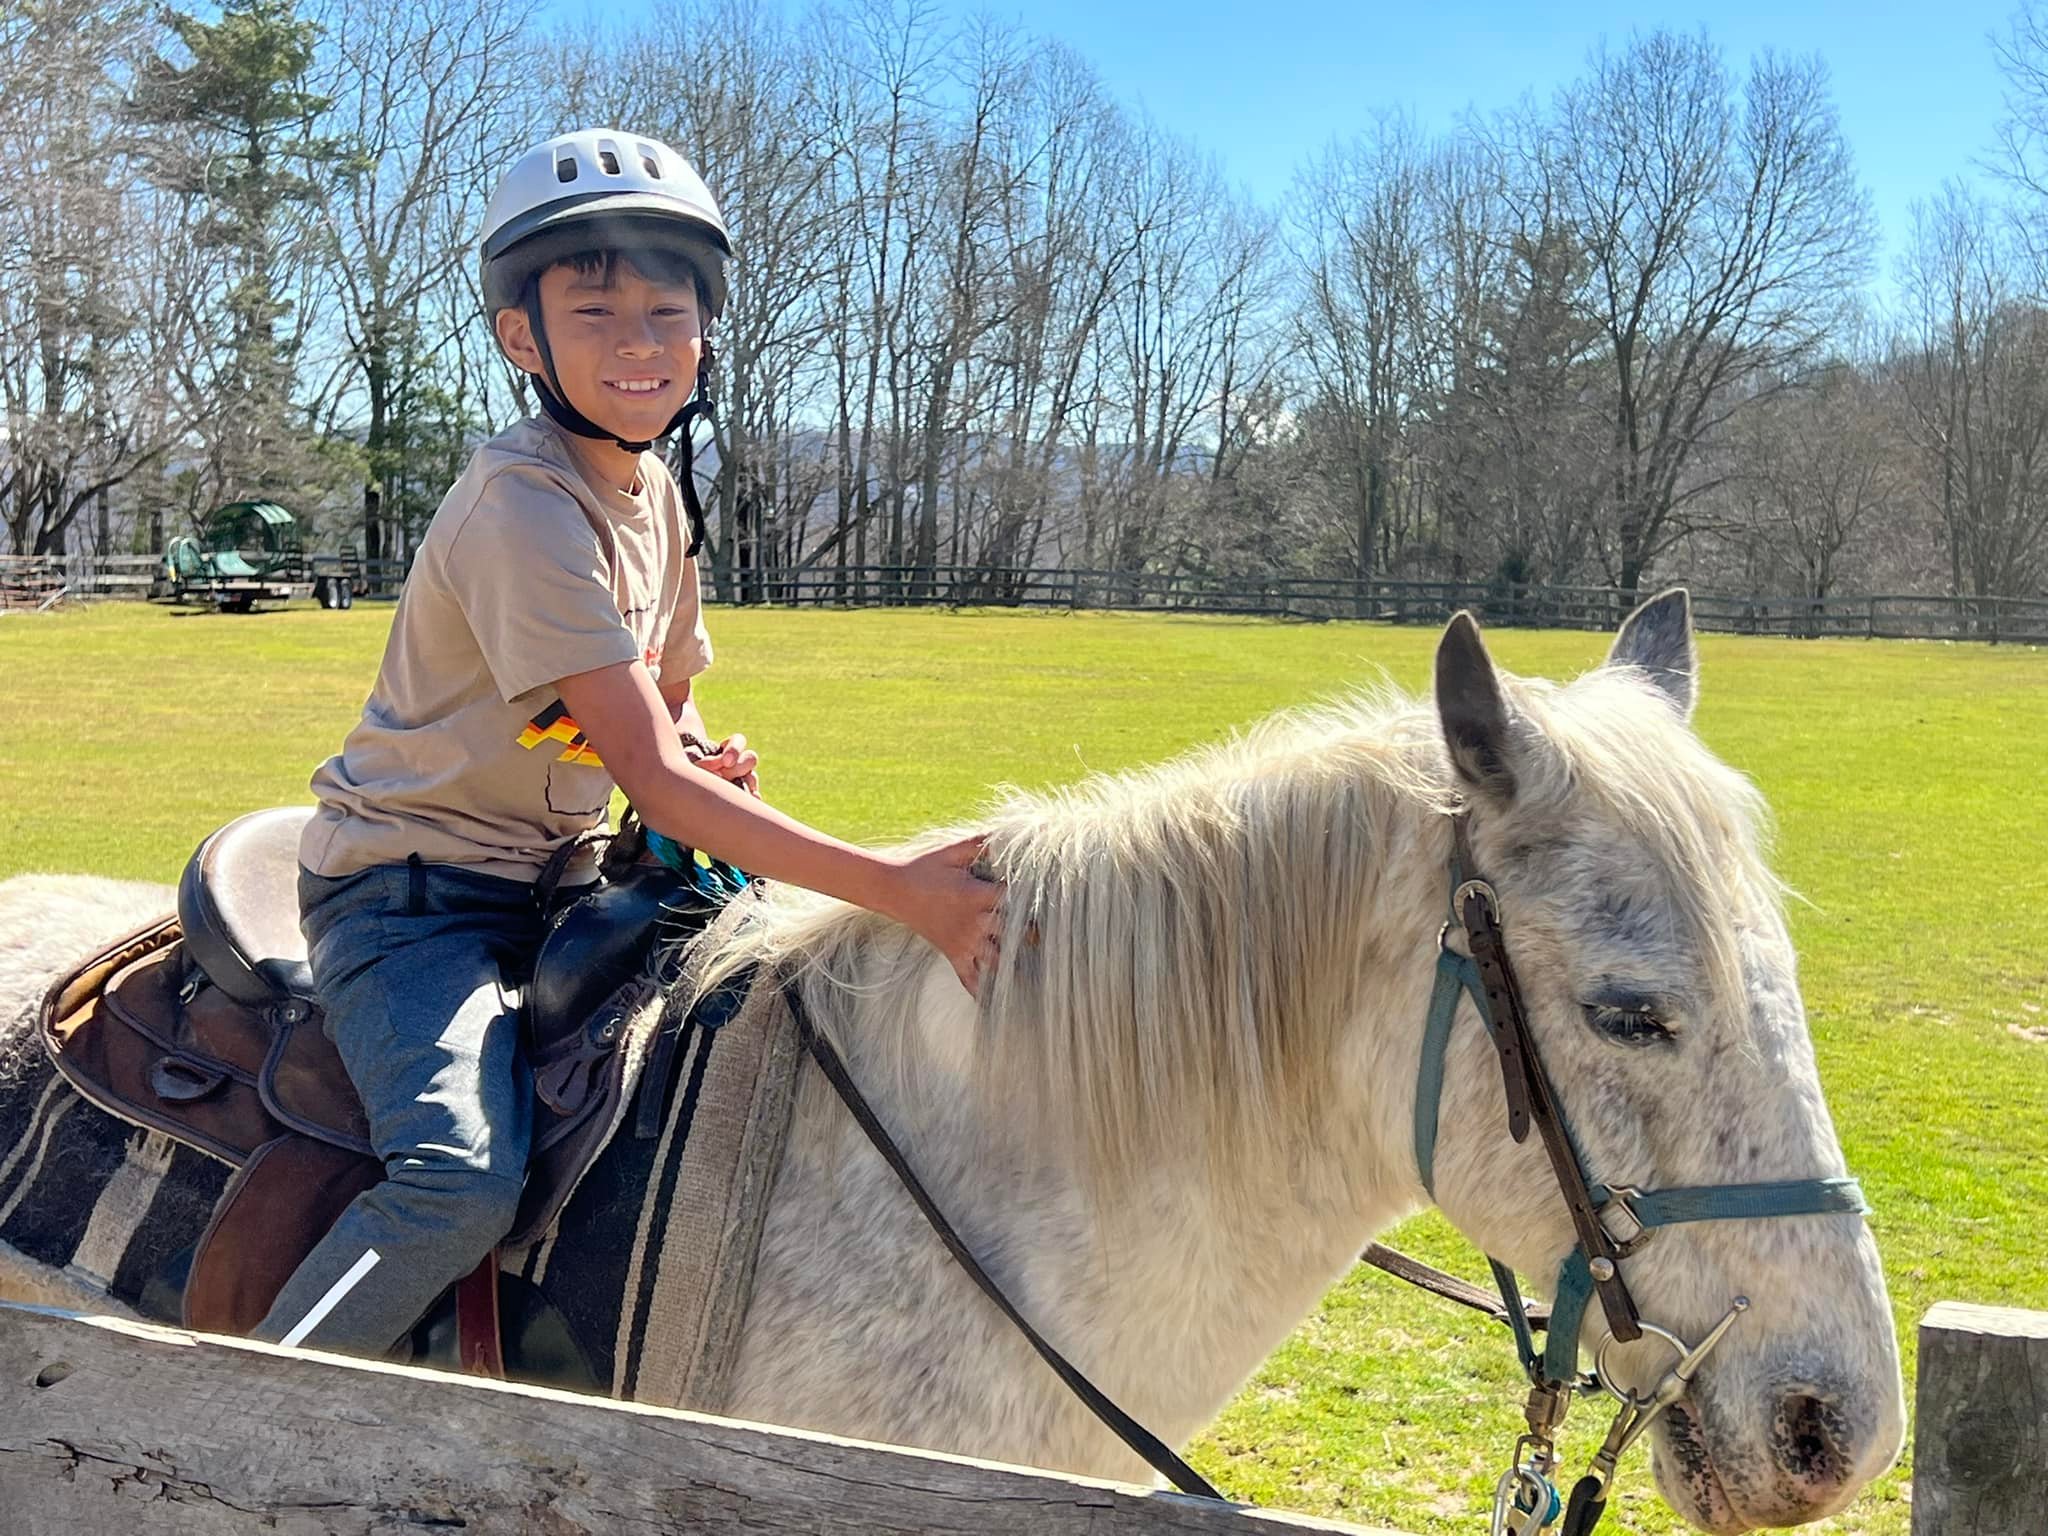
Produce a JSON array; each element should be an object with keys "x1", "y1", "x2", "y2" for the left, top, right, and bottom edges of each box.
[{"x1": 479, "y1": 129, "x2": 733, "y2": 321}]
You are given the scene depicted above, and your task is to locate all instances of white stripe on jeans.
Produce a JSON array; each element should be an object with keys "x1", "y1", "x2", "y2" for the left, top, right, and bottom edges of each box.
[{"x1": 278, "y1": 1248, "x2": 382, "y2": 1348}]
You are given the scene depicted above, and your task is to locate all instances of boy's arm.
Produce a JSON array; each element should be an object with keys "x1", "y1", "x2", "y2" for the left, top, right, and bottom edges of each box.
[{"x1": 560, "y1": 659, "x2": 998, "y2": 993}]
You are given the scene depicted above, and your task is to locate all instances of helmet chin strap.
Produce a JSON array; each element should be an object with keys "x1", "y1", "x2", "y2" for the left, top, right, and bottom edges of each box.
[{"x1": 521, "y1": 284, "x2": 714, "y2": 557}]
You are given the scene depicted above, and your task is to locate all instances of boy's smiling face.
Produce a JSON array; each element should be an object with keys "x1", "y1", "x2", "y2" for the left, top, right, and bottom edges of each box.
[{"x1": 495, "y1": 252, "x2": 704, "y2": 473}]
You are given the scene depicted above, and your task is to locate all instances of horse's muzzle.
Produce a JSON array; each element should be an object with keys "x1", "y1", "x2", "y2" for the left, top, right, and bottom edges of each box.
[{"x1": 1655, "y1": 1368, "x2": 1898, "y2": 1533}]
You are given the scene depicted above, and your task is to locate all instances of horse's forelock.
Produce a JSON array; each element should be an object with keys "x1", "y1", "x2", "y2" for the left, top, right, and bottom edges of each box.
[{"x1": 1519, "y1": 668, "x2": 1782, "y2": 1014}]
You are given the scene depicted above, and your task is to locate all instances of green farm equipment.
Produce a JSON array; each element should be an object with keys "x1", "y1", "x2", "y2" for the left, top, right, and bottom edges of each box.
[{"x1": 151, "y1": 501, "x2": 360, "y2": 611}]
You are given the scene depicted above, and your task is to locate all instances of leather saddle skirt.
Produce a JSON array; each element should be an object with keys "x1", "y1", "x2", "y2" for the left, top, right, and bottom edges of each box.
[{"x1": 40, "y1": 806, "x2": 729, "y2": 1337}]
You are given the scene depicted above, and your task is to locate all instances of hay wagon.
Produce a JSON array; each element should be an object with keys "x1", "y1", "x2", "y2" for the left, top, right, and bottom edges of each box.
[{"x1": 149, "y1": 500, "x2": 363, "y2": 613}]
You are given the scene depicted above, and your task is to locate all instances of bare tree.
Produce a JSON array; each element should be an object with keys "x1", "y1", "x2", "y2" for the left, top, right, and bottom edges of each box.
[
  {"x1": 812, "y1": 0, "x2": 944, "y2": 586},
  {"x1": 1992, "y1": 0, "x2": 2048, "y2": 285},
  {"x1": 1559, "y1": 32, "x2": 1873, "y2": 592},
  {"x1": 0, "y1": 0, "x2": 191, "y2": 555},
  {"x1": 14, "y1": 0, "x2": 2015, "y2": 606},
  {"x1": 905, "y1": 14, "x2": 1026, "y2": 581},
  {"x1": 1090, "y1": 122, "x2": 1267, "y2": 576},
  {"x1": 1289, "y1": 116, "x2": 1429, "y2": 582},
  {"x1": 312, "y1": 0, "x2": 532, "y2": 562},
  {"x1": 1896, "y1": 185, "x2": 2048, "y2": 599},
  {"x1": 974, "y1": 44, "x2": 1127, "y2": 576},
  {"x1": 1733, "y1": 361, "x2": 1905, "y2": 603}
]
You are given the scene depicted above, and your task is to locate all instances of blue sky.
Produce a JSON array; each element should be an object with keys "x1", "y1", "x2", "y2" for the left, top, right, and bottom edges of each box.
[
  {"x1": 572, "y1": 0, "x2": 2023, "y2": 292},
  {"x1": 959, "y1": 0, "x2": 2019, "y2": 288}
]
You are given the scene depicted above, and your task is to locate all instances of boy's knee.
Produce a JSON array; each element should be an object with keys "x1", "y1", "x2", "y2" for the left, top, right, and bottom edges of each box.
[{"x1": 382, "y1": 1163, "x2": 524, "y2": 1254}]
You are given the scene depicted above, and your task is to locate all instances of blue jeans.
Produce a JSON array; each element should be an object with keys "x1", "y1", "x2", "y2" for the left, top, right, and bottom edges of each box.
[{"x1": 251, "y1": 861, "x2": 544, "y2": 1356}]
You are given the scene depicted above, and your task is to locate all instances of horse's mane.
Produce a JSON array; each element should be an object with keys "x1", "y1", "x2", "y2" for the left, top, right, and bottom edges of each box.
[{"x1": 694, "y1": 665, "x2": 1777, "y2": 1199}]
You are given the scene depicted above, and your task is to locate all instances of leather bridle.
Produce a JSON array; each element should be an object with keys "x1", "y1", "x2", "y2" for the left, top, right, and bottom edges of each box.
[
  {"x1": 784, "y1": 807, "x2": 1870, "y2": 1534},
  {"x1": 1443, "y1": 813, "x2": 1647, "y2": 1342},
  {"x1": 1416, "y1": 811, "x2": 1868, "y2": 1535}
]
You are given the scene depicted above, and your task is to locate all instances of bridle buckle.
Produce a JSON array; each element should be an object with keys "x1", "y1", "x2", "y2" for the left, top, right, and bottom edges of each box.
[
  {"x1": 1453, "y1": 877, "x2": 1498, "y2": 921},
  {"x1": 1598, "y1": 1186, "x2": 1656, "y2": 1258}
]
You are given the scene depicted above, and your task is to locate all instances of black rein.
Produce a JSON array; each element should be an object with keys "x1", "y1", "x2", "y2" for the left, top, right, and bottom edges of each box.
[{"x1": 783, "y1": 979, "x2": 1227, "y2": 1503}]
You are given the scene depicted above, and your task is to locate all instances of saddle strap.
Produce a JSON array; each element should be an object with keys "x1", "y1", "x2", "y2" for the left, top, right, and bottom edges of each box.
[
  {"x1": 455, "y1": 1252, "x2": 505, "y2": 1379},
  {"x1": 786, "y1": 982, "x2": 1225, "y2": 1504}
]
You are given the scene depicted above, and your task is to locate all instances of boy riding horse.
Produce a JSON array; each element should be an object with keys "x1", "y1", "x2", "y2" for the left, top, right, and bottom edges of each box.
[{"x1": 260, "y1": 129, "x2": 1001, "y2": 1357}]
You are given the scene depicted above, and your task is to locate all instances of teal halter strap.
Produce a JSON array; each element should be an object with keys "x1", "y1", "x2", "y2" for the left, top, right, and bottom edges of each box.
[
  {"x1": 1521, "y1": 1181, "x2": 1868, "y2": 1385},
  {"x1": 1413, "y1": 945, "x2": 1482, "y2": 1193},
  {"x1": 1411, "y1": 891, "x2": 1870, "y2": 1389}
]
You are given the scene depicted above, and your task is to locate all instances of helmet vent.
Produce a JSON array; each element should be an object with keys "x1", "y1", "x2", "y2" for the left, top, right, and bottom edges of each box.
[
  {"x1": 597, "y1": 145, "x2": 621, "y2": 175},
  {"x1": 637, "y1": 141, "x2": 663, "y2": 176},
  {"x1": 555, "y1": 155, "x2": 578, "y2": 184}
]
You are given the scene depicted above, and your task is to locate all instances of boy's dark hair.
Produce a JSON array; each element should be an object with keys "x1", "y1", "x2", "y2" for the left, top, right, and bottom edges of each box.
[{"x1": 548, "y1": 248, "x2": 708, "y2": 311}]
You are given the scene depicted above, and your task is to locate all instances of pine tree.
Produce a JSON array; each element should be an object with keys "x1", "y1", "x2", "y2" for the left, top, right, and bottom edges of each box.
[{"x1": 129, "y1": 0, "x2": 346, "y2": 508}]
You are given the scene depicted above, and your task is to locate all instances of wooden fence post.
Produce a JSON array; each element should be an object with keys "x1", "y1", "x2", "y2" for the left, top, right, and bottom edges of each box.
[{"x1": 1912, "y1": 1301, "x2": 2048, "y2": 1536}]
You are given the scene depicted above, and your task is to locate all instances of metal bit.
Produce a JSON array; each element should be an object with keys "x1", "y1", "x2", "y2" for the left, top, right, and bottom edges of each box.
[
  {"x1": 1583, "y1": 1297, "x2": 1752, "y2": 1491},
  {"x1": 1617, "y1": 1296, "x2": 1750, "y2": 1453}
]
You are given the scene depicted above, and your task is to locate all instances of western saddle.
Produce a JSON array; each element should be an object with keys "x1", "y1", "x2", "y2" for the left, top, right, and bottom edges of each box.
[{"x1": 39, "y1": 805, "x2": 734, "y2": 1375}]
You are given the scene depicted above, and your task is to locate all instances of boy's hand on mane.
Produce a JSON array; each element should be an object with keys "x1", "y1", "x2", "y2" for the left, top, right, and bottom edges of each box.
[{"x1": 885, "y1": 834, "x2": 1004, "y2": 998}]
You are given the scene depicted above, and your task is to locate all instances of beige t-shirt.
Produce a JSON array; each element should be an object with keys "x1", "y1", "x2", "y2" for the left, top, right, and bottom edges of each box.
[{"x1": 301, "y1": 416, "x2": 713, "y2": 885}]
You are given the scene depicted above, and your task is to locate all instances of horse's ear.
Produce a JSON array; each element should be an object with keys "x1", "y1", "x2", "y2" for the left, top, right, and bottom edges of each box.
[
  {"x1": 1435, "y1": 611, "x2": 1517, "y2": 800},
  {"x1": 1607, "y1": 587, "x2": 1698, "y2": 719}
]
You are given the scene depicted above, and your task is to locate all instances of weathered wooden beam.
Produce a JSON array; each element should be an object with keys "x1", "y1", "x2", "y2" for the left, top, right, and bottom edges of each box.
[
  {"x1": 0, "y1": 1304, "x2": 1399, "y2": 1536},
  {"x1": 1912, "y1": 1301, "x2": 2048, "y2": 1536}
]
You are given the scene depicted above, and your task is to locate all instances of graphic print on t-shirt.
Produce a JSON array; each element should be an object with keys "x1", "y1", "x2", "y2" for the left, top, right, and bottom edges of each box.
[{"x1": 517, "y1": 698, "x2": 605, "y2": 767}]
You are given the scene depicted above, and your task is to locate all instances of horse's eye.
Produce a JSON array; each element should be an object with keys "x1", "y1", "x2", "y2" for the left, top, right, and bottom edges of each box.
[{"x1": 1582, "y1": 1003, "x2": 1673, "y2": 1045}]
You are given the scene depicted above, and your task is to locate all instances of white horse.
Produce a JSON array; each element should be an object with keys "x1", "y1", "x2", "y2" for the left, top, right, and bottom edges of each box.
[{"x1": 0, "y1": 592, "x2": 1903, "y2": 1534}]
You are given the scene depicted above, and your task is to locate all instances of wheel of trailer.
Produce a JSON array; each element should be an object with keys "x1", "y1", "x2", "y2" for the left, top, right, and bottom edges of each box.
[
  {"x1": 333, "y1": 578, "x2": 353, "y2": 610},
  {"x1": 219, "y1": 593, "x2": 254, "y2": 614},
  {"x1": 316, "y1": 576, "x2": 339, "y2": 609}
]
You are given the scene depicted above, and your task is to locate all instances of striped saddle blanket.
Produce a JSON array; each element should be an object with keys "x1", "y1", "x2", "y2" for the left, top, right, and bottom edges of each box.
[{"x1": 29, "y1": 849, "x2": 802, "y2": 1407}]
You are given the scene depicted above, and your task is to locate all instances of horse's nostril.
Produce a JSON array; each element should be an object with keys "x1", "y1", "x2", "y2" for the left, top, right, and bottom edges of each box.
[{"x1": 1774, "y1": 1391, "x2": 1849, "y2": 1486}]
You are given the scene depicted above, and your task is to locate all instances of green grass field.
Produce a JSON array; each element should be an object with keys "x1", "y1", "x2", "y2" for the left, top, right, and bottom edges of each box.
[{"x1": 3, "y1": 601, "x2": 2044, "y2": 1535}]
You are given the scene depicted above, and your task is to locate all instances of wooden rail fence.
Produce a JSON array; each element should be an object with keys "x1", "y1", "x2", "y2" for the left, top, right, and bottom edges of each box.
[
  {"x1": 0, "y1": 1304, "x2": 1384, "y2": 1536},
  {"x1": 718, "y1": 565, "x2": 2048, "y2": 642},
  {"x1": 6, "y1": 552, "x2": 2045, "y2": 641},
  {"x1": 3, "y1": 1300, "x2": 2043, "y2": 1534}
]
